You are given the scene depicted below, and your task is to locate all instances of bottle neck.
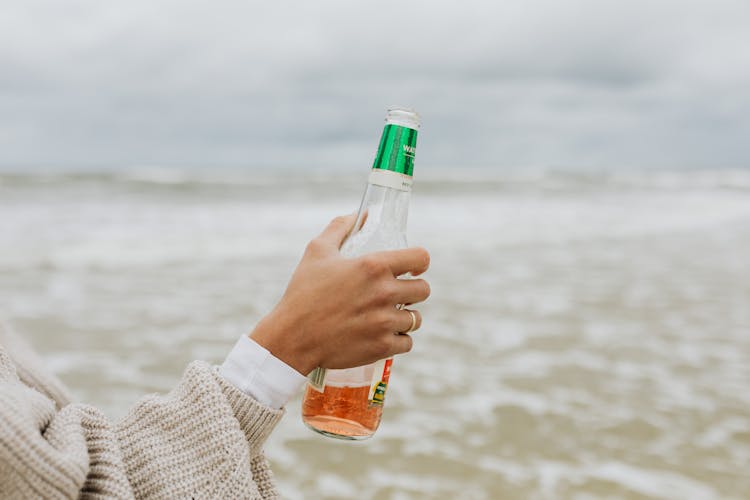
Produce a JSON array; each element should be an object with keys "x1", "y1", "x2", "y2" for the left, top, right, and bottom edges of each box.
[
  {"x1": 368, "y1": 122, "x2": 418, "y2": 193},
  {"x1": 362, "y1": 183, "x2": 411, "y2": 234},
  {"x1": 372, "y1": 123, "x2": 418, "y2": 177},
  {"x1": 340, "y1": 120, "x2": 418, "y2": 255},
  {"x1": 342, "y1": 183, "x2": 410, "y2": 257}
]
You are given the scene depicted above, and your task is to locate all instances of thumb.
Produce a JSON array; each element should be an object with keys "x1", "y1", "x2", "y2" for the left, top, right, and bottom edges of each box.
[{"x1": 317, "y1": 213, "x2": 357, "y2": 249}]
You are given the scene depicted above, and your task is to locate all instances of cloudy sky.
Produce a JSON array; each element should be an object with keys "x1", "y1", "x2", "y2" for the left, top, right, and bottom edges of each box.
[{"x1": 1, "y1": 0, "x2": 749, "y2": 170}]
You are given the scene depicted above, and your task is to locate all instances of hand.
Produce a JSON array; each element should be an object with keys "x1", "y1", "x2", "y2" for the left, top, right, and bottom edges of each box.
[{"x1": 250, "y1": 213, "x2": 431, "y2": 375}]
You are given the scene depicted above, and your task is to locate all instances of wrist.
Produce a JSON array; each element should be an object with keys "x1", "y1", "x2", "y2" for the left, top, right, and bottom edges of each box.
[{"x1": 249, "y1": 308, "x2": 318, "y2": 376}]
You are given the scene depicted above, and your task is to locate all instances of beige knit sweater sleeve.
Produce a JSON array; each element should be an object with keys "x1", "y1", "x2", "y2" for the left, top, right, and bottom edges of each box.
[{"x1": 0, "y1": 336, "x2": 285, "y2": 499}]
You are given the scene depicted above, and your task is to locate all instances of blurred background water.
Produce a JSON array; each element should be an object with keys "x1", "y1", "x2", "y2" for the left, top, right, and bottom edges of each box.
[
  {"x1": 3, "y1": 0, "x2": 750, "y2": 497},
  {"x1": 1, "y1": 168, "x2": 748, "y2": 499}
]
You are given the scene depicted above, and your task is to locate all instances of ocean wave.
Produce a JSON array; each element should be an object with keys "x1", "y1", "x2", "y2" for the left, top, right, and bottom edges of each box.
[{"x1": 2, "y1": 167, "x2": 750, "y2": 192}]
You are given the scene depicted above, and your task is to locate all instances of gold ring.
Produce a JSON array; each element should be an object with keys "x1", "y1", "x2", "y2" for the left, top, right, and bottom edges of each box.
[{"x1": 405, "y1": 309, "x2": 417, "y2": 333}]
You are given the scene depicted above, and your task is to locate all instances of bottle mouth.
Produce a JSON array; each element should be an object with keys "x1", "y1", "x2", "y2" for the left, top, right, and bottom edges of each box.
[{"x1": 385, "y1": 106, "x2": 420, "y2": 130}]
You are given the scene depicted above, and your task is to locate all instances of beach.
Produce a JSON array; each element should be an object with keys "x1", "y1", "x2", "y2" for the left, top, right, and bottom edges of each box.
[{"x1": 1, "y1": 168, "x2": 749, "y2": 499}]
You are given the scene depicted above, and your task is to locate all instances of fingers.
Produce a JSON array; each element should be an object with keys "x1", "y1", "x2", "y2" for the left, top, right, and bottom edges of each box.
[
  {"x1": 387, "y1": 332, "x2": 414, "y2": 357},
  {"x1": 380, "y1": 308, "x2": 421, "y2": 358},
  {"x1": 377, "y1": 247, "x2": 430, "y2": 277},
  {"x1": 315, "y1": 213, "x2": 357, "y2": 249},
  {"x1": 392, "y1": 278, "x2": 430, "y2": 305}
]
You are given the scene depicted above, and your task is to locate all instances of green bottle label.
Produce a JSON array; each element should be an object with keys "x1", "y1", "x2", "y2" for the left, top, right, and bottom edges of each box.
[{"x1": 372, "y1": 124, "x2": 418, "y2": 176}]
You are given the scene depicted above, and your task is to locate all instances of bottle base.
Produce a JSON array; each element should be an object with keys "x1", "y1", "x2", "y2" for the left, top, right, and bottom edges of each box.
[{"x1": 302, "y1": 415, "x2": 375, "y2": 441}]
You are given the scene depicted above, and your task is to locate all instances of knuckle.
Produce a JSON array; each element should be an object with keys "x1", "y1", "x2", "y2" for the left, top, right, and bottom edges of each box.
[
  {"x1": 376, "y1": 282, "x2": 397, "y2": 303},
  {"x1": 360, "y1": 255, "x2": 386, "y2": 276},
  {"x1": 305, "y1": 238, "x2": 324, "y2": 255},
  {"x1": 374, "y1": 310, "x2": 394, "y2": 330},
  {"x1": 331, "y1": 215, "x2": 349, "y2": 226},
  {"x1": 368, "y1": 335, "x2": 390, "y2": 359},
  {"x1": 377, "y1": 336, "x2": 395, "y2": 357}
]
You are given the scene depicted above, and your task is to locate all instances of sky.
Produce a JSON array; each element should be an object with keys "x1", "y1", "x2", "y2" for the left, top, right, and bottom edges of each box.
[{"x1": 1, "y1": 0, "x2": 749, "y2": 170}]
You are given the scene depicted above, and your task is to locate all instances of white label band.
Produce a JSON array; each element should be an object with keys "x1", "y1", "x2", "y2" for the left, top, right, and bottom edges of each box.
[{"x1": 368, "y1": 169, "x2": 413, "y2": 192}]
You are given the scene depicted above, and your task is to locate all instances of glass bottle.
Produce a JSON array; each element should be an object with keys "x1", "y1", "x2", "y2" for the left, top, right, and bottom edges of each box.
[{"x1": 301, "y1": 106, "x2": 420, "y2": 440}]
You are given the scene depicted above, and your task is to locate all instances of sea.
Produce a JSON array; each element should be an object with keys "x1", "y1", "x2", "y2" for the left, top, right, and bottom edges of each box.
[{"x1": 1, "y1": 167, "x2": 748, "y2": 499}]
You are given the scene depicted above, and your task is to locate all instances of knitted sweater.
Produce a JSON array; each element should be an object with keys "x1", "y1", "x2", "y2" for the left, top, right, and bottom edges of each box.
[{"x1": 0, "y1": 325, "x2": 284, "y2": 499}]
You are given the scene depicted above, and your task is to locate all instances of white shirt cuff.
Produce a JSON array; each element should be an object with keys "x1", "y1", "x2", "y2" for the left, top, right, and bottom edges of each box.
[{"x1": 219, "y1": 335, "x2": 307, "y2": 410}]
